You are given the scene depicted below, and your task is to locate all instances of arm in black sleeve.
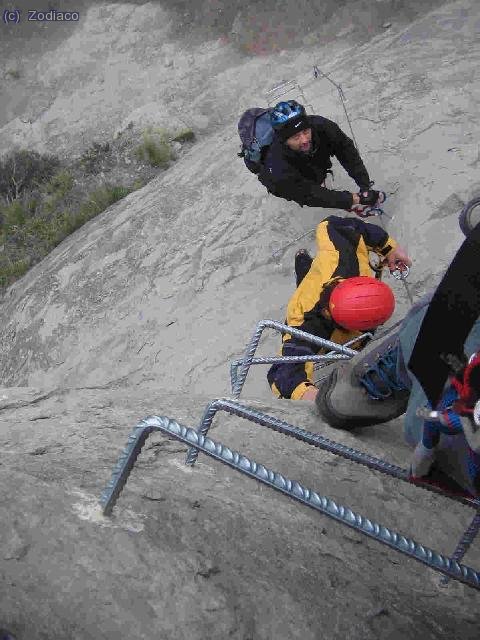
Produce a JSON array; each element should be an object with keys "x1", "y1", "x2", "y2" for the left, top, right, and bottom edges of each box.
[
  {"x1": 326, "y1": 121, "x2": 371, "y2": 190},
  {"x1": 259, "y1": 171, "x2": 354, "y2": 210}
]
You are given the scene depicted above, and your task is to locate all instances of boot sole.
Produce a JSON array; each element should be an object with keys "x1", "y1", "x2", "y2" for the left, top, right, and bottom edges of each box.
[{"x1": 316, "y1": 369, "x2": 409, "y2": 430}]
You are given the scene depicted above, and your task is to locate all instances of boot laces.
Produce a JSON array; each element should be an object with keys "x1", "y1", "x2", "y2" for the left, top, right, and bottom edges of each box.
[{"x1": 359, "y1": 345, "x2": 409, "y2": 400}]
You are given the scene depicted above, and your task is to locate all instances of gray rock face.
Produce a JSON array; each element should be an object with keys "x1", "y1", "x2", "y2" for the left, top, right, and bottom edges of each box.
[
  {"x1": 1, "y1": 1, "x2": 480, "y2": 638},
  {"x1": 1, "y1": 385, "x2": 480, "y2": 638},
  {"x1": 1, "y1": 1, "x2": 479, "y2": 397}
]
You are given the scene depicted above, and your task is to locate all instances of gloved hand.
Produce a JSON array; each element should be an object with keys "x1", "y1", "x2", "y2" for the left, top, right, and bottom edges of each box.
[
  {"x1": 384, "y1": 245, "x2": 412, "y2": 272},
  {"x1": 358, "y1": 189, "x2": 381, "y2": 206}
]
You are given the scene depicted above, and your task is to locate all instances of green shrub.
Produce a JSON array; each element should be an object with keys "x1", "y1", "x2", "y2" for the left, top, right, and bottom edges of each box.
[
  {"x1": 105, "y1": 185, "x2": 132, "y2": 201},
  {"x1": 1, "y1": 200, "x2": 28, "y2": 228},
  {"x1": 81, "y1": 184, "x2": 132, "y2": 217},
  {"x1": 44, "y1": 170, "x2": 74, "y2": 198},
  {"x1": 27, "y1": 198, "x2": 38, "y2": 213},
  {"x1": 0, "y1": 257, "x2": 29, "y2": 287},
  {"x1": 0, "y1": 182, "x2": 133, "y2": 291},
  {"x1": 5, "y1": 69, "x2": 20, "y2": 79},
  {"x1": 42, "y1": 170, "x2": 74, "y2": 214},
  {"x1": 33, "y1": 217, "x2": 59, "y2": 243},
  {"x1": 132, "y1": 178, "x2": 145, "y2": 190},
  {"x1": 172, "y1": 128, "x2": 195, "y2": 143},
  {"x1": 136, "y1": 129, "x2": 172, "y2": 167},
  {"x1": 49, "y1": 184, "x2": 132, "y2": 238}
]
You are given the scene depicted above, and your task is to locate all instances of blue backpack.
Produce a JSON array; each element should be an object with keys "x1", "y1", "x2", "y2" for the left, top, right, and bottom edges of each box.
[{"x1": 237, "y1": 107, "x2": 274, "y2": 174}]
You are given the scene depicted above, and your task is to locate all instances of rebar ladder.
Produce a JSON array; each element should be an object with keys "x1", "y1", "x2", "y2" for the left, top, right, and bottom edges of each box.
[{"x1": 99, "y1": 318, "x2": 480, "y2": 591}]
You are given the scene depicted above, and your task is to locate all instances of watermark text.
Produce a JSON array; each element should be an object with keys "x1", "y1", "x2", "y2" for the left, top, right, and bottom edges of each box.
[{"x1": 2, "y1": 8, "x2": 80, "y2": 24}]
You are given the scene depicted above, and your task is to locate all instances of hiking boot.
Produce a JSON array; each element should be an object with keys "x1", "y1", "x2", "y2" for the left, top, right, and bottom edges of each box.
[{"x1": 315, "y1": 326, "x2": 411, "y2": 429}]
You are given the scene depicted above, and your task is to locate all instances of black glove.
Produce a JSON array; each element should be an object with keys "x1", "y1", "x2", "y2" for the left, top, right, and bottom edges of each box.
[{"x1": 358, "y1": 189, "x2": 380, "y2": 206}]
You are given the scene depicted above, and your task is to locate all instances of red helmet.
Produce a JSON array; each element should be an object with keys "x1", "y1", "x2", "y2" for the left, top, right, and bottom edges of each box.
[{"x1": 329, "y1": 276, "x2": 395, "y2": 331}]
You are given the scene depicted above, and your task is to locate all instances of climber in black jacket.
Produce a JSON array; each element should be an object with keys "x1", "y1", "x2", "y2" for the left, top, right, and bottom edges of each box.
[{"x1": 257, "y1": 100, "x2": 383, "y2": 211}]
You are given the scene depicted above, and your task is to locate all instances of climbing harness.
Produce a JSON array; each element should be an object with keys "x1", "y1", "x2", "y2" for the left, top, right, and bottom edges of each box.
[{"x1": 100, "y1": 316, "x2": 480, "y2": 591}]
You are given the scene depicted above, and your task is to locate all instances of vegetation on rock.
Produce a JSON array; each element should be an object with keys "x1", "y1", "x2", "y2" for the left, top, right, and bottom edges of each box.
[{"x1": 0, "y1": 123, "x2": 196, "y2": 291}]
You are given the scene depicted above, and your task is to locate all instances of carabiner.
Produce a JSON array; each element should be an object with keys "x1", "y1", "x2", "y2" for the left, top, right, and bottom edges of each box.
[{"x1": 391, "y1": 262, "x2": 409, "y2": 280}]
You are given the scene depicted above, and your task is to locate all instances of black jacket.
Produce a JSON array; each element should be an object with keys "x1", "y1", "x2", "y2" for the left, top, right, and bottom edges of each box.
[{"x1": 257, "y1": 115, "x2": 371, "y2": 210}]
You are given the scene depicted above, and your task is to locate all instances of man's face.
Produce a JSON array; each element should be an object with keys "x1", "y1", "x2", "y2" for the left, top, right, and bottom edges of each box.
[{"x1": 285, "y1": 127, "x2": 312, "y2": 153}]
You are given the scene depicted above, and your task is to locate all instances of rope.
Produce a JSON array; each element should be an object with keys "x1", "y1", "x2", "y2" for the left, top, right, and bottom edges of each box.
[{"x1": 313, "y1": 65, "x2": 360, "y2": 152}]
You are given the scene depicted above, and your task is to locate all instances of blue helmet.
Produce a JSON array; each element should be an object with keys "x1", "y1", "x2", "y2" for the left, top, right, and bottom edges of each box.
[{"x1": 270, "y1": 100, "x2": 307, "y2": 130}]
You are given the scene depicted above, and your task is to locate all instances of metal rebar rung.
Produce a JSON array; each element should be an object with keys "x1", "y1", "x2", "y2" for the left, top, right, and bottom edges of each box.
[
  {"x1": 185, "y1": 397, "x2": 409, "y2": 470},
  {"x1": 98, "y1": 414, "x2": 480, "y2": 591},
  {"x1": 184, "y1": 399, "x2": 480, "y2": 510},
  {"x1": 440, "y1": 510, "x2": 480, "y2": 586},
  {"x1": 229, "y1": 332, "x2": 372, "y2": 391},
  {"x1": 230, "y1": 353, "x2": 349, "y2": 391},
  {"x1": 265, "y1": 79, "x2": 314, "y2": 112},
  {"x1": 265, "y1": 80, "x2": 304, "y2": 100},
  {"x1": 231, "y1": 319, "x2": 358, "y2": 399}
]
